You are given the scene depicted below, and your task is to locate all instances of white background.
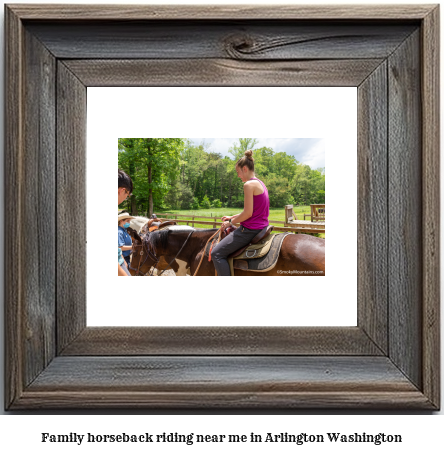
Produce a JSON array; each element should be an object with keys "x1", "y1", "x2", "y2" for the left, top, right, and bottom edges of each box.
[
  {"x1": 87, "y1": 87, "x2": 357, "y2": 326},
  {"x1": 0, "y1": 0, "x2": 442, "y2": 449}
]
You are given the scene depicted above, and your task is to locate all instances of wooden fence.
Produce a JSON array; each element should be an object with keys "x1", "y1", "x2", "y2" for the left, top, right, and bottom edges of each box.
[{"x1": 155, "y1": 213, "x2": 324, "y2": 235}]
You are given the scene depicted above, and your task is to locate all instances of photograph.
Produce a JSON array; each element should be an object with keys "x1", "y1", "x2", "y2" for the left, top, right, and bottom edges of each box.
[
  {"x1": 87, "y1": 86, "x2": 355, "y2": 327},
  {"x1": 117, "y1": 138, "x2": 326, "y2": 277}
]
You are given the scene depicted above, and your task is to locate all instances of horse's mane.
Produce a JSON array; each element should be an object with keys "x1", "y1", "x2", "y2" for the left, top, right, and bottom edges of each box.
[
  {"x1": 144, "y1": 226, "x2": 218, "y2": 255},
  {"x1": 145, "y1": 229, "x2": 170, "y2": 253}
]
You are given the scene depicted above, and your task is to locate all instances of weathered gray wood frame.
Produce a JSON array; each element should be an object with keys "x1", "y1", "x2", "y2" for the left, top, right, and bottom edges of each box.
[{"x1": 4, "y1": 4, "x2": 440, "y2": 409}]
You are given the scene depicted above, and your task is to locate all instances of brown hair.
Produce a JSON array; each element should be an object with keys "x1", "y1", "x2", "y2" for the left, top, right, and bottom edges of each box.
[{"x1": 236, "y1": 149, "x2": 254, "y2": 171}]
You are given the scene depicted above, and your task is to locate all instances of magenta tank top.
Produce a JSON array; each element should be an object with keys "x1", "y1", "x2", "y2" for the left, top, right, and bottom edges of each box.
[{"x1": 241, "y1": 177, "x2": 269, "y2": 230}]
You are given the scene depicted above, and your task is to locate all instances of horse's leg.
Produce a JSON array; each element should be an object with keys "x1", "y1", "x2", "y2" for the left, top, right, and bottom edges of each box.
[
  {"x1": 190, "y1": 250, "x2": 216, "y2": 276},
  {"x1": 175, "y1": 259, "x2": 189, "y2": 276},
  {"x1": 155, "y1": 256, "x2": 181, "y2": 275}
]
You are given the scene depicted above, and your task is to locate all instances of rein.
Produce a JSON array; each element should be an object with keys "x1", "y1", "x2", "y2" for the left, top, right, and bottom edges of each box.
[
  {"x1": 156, "y1": 230, "x2": 193, "y2": 276},
  {"x1": 193, "y1": 227, "x2": 223, "y2": 276},
  {"x1": 128, "y1": 240, "x2": 155, "y2": 276}
]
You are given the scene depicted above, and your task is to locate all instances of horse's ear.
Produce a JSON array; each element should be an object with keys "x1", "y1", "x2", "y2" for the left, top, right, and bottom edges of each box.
[{"x1": 127, "y1": 227, "x2": 142, "y2": 243}]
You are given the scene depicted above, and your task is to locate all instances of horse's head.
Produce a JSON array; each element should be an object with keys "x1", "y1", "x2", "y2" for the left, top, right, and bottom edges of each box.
[
  {"x1": 126, "y1": 226, "x2": 139, "y2": 242},
  {"x1": 128, "y1": 229, "x2": 174, "y2": 276},
  {"x1": 127, "y1": 229, "x2": 153, "y2": 276}
]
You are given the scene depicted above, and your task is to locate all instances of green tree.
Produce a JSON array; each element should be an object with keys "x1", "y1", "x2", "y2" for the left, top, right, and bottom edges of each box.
[
  {"x1": 191, "y1": 197, "x2": 200, "y2": 210},
  {"x1": 228, "y1": 138, "x2": 258, "y2": 161},
  {"x1": 118, "y1": 138, "x2": 184, "y2": 215},
  {"x1": 181, "y1": 143, "x2": 210, "y2": 201},
  {"x1": 291, "y1": 164, "x2": 325, "y2": 205},
  {"x1": 264, "y1": 173, "x2": 292, "y2": 207},
  {"x1": 164, "y1": 179, "x2": 195, "y2": 210},
  {"x1": 274, "y1": 151, "x2": 298, "y2": 181},
  {"x1": 252, "y1": 146, "x2": 274, "y2": 179},
  {"x1": 222, "y1": 156, "x2": 241, "y2": 207},
  {"x1": 201, "y1": 195, "x2": 211, "y2": 209},
  {"x1": 124, "y1": 138, "x2": 325, "y2": 211},
  {"x1": 177, "y1": 182, "x2": 195, "y2": 209},
  {"x1": 163, "y1": 179, "x2": 180, "y2": 210}
]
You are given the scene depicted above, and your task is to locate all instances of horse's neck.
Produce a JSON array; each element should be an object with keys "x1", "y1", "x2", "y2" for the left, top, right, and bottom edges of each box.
[
  {"x1": 174, "y1": 230, "x2": 215, "y2": 262},
  {"x1": 194, "y1": 230, "x2": 217, "y2": 247}
]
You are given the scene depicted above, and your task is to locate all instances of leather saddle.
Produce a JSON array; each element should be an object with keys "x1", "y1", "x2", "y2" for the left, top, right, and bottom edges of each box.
[
  {"x1": 228, "y1": 225, "x2": 274, "y2": 259},
  {"x1": 148, "y1": 219, "x2": 177, "y2": 232},
  {"x1": 220, "y1": 225, "x2": 236, "y2": 240}
]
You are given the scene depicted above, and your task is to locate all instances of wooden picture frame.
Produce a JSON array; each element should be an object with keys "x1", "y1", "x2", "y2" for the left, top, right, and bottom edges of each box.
[{"x1": 5, "y1": 4, "x2": 440, "y2": 409}]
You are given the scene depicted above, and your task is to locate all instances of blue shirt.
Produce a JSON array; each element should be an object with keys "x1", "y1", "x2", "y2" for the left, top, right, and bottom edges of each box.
[{"x1": 118, "y1": 226, "x2": 133, "y2": 258}]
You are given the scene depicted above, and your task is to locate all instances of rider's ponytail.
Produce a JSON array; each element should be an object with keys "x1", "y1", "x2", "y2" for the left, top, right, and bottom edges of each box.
[{"x1": 236, "y1": 149, "x2": 255, "y2": 171}]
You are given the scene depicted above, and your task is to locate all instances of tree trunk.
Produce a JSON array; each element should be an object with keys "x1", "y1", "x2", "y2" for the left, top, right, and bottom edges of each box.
[
  {"x1": 213, "y1": 165, "x2": 217, "y2": 201},
  {"x1": 131, "y1": 195, "x2": 138, "y2": 215},
  {"x1": 148, "y1": 164, "x2": 153, "y2": 216},
  {"x1": 220, "y1": 175, "x2": 223, "y2": 201},
  {"x1": 147, "y1": 141, "x2": 154, "y2": 217}
]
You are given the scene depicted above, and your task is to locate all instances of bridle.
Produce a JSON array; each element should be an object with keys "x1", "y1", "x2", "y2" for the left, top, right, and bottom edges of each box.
[
  {"x1": 127, "y1": 238, "x2": 157, "y2": 276},
  {"x1": 128, "y1": 230, "x2": 193, "y2": 276}
]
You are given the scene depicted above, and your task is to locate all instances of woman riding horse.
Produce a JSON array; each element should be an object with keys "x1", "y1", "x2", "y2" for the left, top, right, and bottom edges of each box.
[
  {"x1": 129, "y1": 149, "x2": 325, "y2": 277},
  {"x1": 211, "y1": 149, "x2": 269, "y2": 276}
]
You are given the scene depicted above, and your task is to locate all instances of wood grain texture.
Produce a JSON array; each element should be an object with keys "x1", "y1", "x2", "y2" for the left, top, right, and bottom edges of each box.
[
  {"x1": 7, "y1": 4, "x2": 434, "y2": 20},
  {"x1": 357, "y1": 62, "x2": 388, "y2": 354},
  {"x1": 14, "y1": 356, "x2": 433, "y2": 409},
  {"x1": 4, "y1": 4, "x2": 440, "y2": 410},
  {"x1": 64, "y1": 59, "x2": 383, "y2": 87},
  {"x1": 28, "y1": 357, "x2": 419, "y2": 391},
  {"x1": 388, "y1": 31, "x2": 422, "y2": 389},
  {"x1": 26, "y1": 22, "x2": 416, "y2": 60},
  {"x1": 61, "y1": 327, "x2": 383, "y2": 356},
  {"x1": 4, "y1": 5, "x2": 24, "y2": 410},
  {"x1": 421, "y1": 6, "x2": 441, "y2": 409},
  {"x1": 21, "y1": 29, "x2": 57, "y2": 388},
  {"x1": 56, "y1": 62, "x2": 87, "y2": 354},
  {"x1": 16, "y1": 390, "x2": 433, "y2": 410}
]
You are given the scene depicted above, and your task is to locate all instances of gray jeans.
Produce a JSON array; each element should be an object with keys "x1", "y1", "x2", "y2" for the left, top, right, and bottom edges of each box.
[{"x1": 211, "y1": 226, "x2": 262, "y2": 276}]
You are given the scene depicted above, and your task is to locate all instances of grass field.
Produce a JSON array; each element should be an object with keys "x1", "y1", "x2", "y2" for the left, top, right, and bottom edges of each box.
[{"x1": 155, "y1": 207, "x2": 325, "y2": 238}]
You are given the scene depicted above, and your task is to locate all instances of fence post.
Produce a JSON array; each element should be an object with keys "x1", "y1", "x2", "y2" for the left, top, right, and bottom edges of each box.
[
  {"x1": 213, "y1": 216, "x2": 216, "y2": 228},
  {"x1": 192, "y1": 215, "x2": 195, "y2": 228}
]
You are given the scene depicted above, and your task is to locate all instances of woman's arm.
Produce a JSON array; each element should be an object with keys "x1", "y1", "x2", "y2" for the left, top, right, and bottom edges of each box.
[
  {"x1": 221, "y1": 214, "x2": 239, "y2": 222},
  {"x1": 118, "y1": 230, "x2": 133, "y2": 251}
]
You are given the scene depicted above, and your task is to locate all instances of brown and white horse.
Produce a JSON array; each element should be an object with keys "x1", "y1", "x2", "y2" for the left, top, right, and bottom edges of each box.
[
  {"x1": 126, "y1": 224, "x2": 189, "y2": 276},
  {"x1": 130, "y1": 226, "x2": 325, "y2": 276}
]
